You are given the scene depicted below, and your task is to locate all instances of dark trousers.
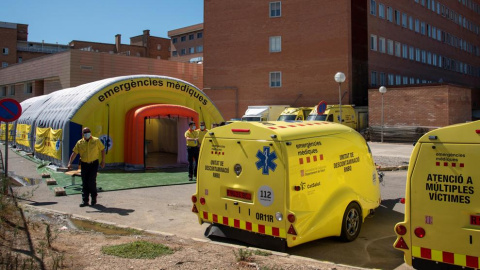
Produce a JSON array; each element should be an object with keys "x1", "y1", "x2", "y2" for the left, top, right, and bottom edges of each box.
[
  {"x1": 187, "y1": 147, "x2": 199, "y2": 178},
  {"x1": 81, "y1": 160, "x2": 99, "y2": 203}
]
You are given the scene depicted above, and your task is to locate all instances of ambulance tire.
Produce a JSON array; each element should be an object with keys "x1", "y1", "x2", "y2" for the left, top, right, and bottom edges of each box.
[{"x1": 340, "y1": 202, "x2": 362, "y2": 242}]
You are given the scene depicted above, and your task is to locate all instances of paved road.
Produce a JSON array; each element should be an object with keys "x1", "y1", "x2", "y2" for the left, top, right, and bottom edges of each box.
[{"x1": 5, "y1": 142, "x2": 414, "y2": 270}]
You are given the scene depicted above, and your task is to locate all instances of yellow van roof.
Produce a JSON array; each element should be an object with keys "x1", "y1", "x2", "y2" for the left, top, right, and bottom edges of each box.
[
  {"x1": 418, "y1": 120, "x2": 480, "y2": 144},
  {"x1": 211, "y1": 121, "x2": 354, "y2": 141}
]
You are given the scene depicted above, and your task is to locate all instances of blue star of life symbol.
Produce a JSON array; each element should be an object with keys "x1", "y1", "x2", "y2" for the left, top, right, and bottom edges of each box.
[
  {"x1": 255, "y1": 146, "x2": 277, "y2": 175},
  {"x1": 55, "y1": 140, "x2": 61, "y2": 151}
]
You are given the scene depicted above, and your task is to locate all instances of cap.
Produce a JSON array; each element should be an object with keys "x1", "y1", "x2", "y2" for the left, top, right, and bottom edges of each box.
[{"x1": 189, "y1": 121, "x2": 195, "y2": 126}]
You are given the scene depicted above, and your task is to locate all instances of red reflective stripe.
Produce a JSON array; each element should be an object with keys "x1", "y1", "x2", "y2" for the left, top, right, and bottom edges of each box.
[
  {"x1": 306, "y1": 156, "x2": 311, "y2": 163},
  {"x1": 288, "y1": 125, "x2": 296, "y2": 127},
  {"x1": 421, "y1": 248, "x2": 432, "y2": 259},
  {"x1": 299, "y1": 158, "x2": 303, "y2": 164},
  {"x1": 246, "y1": 222, "x2": 252, "y2": 231},
  {"x1": 460, "y1": 163, "x2": 465, "y2": 167},
  {"x1": 279, "y1": 126, "x2": 287, "y2": 129},
  {"x1": 452, "y1": 163, "x2": 456, "y2": 167},
  {"x1": 258, "y1": 224, "x2": 265, "y2": 234},
  {"x1": 234, "y1": 219, "x2": 240, "y2": 228},
  {"x1": 223, "y1": 217, "x2": 229, "y2": 225},
  {"x1": 203, "y1": 211, "x2": 208, "y2": 219},
  {"x1": 444, "y1": 162, "x2": 448, "y2": 167},
  {"x1": 268, "y1": 127, "x2": 277, "y2": 130},
  {"x1": 443, "y1": 252, "x2": 454, "y2": 264},
  {"x1": 313, "y1": 155, "x2": 317, "y2": 162},
  {"x1": 320, "y1": 154, "x2": 324, "y2": 160},
  {"x1": 466, "y1": 256, "x2": 479, "y2": 268},
  {"x1": 436, "y1": 162, "x2": 440, "y2": 166},
  {"x1": 213, "y1": 214, "x2": 218, "y2": 223},
  {"x1": 272, "y1": 227, "x2": 280, "y2": 236}
]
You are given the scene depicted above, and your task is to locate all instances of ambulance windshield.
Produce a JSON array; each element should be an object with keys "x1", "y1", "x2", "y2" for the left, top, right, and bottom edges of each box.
[
  {"x1": 306, "y1": 114, "x2": 328, "y2": 121},
  {"x1": 278, "y1": 115, "x2": 297, "y2": 121}
]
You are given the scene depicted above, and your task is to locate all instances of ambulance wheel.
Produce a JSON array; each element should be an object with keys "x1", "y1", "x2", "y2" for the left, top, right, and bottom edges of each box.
[{"x1": 340, "y1": 202, "x2": 362, "y2": 242}]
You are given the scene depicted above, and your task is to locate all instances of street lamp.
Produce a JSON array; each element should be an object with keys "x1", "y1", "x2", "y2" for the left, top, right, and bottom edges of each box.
[
  {"x1": 379, "y1": 86, "x2": 387, "y2": 143},
  {"x1": 334, "y1": 72, "x2": 346, "y2": 124}
]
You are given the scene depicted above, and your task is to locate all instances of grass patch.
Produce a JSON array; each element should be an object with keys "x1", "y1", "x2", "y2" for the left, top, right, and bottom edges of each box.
[
  {"x1": 101, "y1": 240, "x2": 174, "y2": 259},
  {"x1": 233, "y1": 248, "x2": 272, "y2": 262}
]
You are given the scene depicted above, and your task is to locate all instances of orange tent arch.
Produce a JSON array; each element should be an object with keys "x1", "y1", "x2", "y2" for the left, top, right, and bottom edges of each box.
[{"x1": 124, "y1": 104, "x2": 199, "y2": 167}]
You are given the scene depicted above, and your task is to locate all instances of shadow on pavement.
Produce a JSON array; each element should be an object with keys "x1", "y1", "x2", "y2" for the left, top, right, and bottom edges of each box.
[
  {"x1": 87, "y1": 204, "x2": 135, "y2": 216},
  {"x1": 289, "y1": 199, "x2": 405, "y2": 270}
]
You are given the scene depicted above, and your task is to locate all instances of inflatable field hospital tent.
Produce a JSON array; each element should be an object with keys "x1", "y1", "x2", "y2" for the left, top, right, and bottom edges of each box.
[{"x1": 10, "y1": 75, "x2": 224, "y2": 170}]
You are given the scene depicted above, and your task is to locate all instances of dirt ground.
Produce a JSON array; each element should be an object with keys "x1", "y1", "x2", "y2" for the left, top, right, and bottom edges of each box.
[{"x1": 1, "y1": 198, "x2": 359, "y2": 270}]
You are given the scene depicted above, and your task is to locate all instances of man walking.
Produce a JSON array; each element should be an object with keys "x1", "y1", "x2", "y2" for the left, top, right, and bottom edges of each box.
[
  {"x1": 185, "y1": 121, "x2": 199, "y2": 181},
  {"x1": 67, "y1": 127, "x2": 105, "y2": 207}
]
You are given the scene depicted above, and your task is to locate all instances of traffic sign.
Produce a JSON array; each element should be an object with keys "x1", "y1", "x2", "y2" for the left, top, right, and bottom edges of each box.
[
  {"x1": 0, "y1": 98, "x2": 22, "y2": 122},
  {"x1": 317, "y1": 100, "x2": 327, "y2": 114}
]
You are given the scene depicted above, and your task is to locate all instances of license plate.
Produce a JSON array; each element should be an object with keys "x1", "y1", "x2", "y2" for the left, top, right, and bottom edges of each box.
[
  {"x1": 227, "y1": 189, "x2": 252, "y2": 201},
  {"x1": 471, "y1": 215, "x2": 480, "y2": 226}
]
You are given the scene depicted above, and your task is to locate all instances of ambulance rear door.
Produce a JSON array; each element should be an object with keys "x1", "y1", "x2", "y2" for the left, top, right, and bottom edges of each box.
[
  {"x1": 198, "y1": 135, "x2": 287, "y2": 239},
  {"x1": 409, "y1": 142, "x2": 480, "y2": 269}
]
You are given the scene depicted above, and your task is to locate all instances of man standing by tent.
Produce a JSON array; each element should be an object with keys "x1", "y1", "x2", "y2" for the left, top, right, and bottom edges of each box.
[
  {"x1": 185, "y1": 121, "x2": 199, "y2": 181},
  {"x1": 67, "y1": 127, "x2": 105, "y2": 207}
]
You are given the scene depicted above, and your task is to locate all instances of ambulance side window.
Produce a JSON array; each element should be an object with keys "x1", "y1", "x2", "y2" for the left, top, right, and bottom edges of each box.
[{"x1": 327, "y1": 114, "x2": 333, "y2": 122}]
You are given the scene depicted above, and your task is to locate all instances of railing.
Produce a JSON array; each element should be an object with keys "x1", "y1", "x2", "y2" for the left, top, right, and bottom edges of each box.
[{"x1": 16, "y1": 46, "x2": 70, "y2": 54}]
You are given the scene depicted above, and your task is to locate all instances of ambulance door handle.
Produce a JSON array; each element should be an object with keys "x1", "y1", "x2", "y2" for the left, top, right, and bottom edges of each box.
[{"x1": 233, "y1": 202, "x2": 239, "y2": 205}]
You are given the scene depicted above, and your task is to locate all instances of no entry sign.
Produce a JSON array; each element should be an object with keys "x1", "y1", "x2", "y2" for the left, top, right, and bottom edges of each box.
[{"x1": 0, "y1": 98, "x2": 22, "y2": 122}]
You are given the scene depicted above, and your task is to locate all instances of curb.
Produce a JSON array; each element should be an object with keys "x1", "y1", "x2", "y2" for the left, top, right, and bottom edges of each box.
[{"x1": 377, "y1": 165, "x2": 408, "y2": 171}]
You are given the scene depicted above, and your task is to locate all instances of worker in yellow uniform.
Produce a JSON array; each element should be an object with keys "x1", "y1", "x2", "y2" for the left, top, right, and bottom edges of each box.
[
  {"x1": 67, "y1": 127, "x2": 105, "y2": 207},
  {"x1": 185, "y1": 121, "x2": 199, "y2": 181},
  {"x1": 197, "y1": 122, "x2": 208, "y2": 148}
]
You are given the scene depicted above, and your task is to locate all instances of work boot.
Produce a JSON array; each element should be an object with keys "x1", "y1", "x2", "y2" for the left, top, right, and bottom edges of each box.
[
  {"x1": 79, "y1": 202, "x2": 89, "y2": 207},
  {"x1": 91, "y1": 196, "x2": 97, "y2": 206}
]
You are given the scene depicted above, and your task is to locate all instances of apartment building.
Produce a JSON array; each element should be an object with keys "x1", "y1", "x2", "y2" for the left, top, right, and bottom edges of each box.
[
  {"x1": 0, "y1": 21, "x2": 69, "y2": 69},
  {"x1": 203, "y1": 0, "x2": 480, "y2": 121},
  {"x1": 168, "y1": 23, "x2": 204, "y2": 63}
]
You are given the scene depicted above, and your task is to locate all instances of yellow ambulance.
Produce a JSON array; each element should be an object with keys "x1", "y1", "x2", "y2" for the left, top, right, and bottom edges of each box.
[
  {"x1": 394, "y1": 120, "x2": 480, "y2": 269},
  {"x1": 192, "y1": 121, "x2": 381, "y2": 250}
]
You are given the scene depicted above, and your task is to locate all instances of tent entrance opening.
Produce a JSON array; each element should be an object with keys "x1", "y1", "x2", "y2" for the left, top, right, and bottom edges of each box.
[{"x1": 144, "y1": 116, "x2": 188, "y2": 169}]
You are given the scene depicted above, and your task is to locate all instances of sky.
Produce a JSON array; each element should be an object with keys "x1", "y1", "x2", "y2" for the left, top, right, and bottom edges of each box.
[{"x1": 0, "y1": 0, "x2": 204, "y2": 45}]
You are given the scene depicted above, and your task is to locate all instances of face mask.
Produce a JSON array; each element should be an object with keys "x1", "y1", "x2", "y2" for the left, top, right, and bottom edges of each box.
[
  {"x1": 200, "y1": 125, "x2": 205, "y2": 130},
  {"x1": 83, "y1": 133, "x2": 91, "y2": 139},
  {"x1": 191, "y1": 126, "x2": 196, "y2": 130}
]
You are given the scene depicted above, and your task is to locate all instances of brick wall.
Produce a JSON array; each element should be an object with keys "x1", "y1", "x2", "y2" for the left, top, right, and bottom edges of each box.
[
  {"x1": 0, "y1": 27, "x2": 18, "y2": 67},
  {"x1": 368, "y1": 84, "x2": 471, "y2": 127}
]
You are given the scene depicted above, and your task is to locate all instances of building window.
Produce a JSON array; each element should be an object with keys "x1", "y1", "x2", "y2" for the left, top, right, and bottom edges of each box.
[
  {"x1": 402, "y1": 13, "x2": 407, "y2": 27},
  {"x1": 2, "y1": 48, "x2": 8, "y2": 55},
  {"x1": 172, "y1": 38, "x2": 177, "y2": 44},
  {"x1": 197, "y1": 45, "x2": 203, "y2": 53},
  {"x1": 181, "y1": 36, "x2": 186, "y2": 42},
  {"x1": 269, "y1": 36, "x2": 282, "y2": 52},
  {"x1": 189, "y1": 34, "x2": 194, "y2": 40},
  {"x1": 25, "y1": 82, "x2": 33, "y2": 94},
  {"x1": 180, "y1": 48, "x2": 186, "y2": 55},
  {"x1": 403, "y1": 76, "x2": 408, "y2": 85},
  {"x1": 396, "y1": 75, "x2": 401, "y2": 85},
  {"x1": 370, "y1": 35, "x2": 377, "y2": 51},
  {"x1": 0, "y1": 86, "x2": 6, "y2": 97},
  {"x1": 395, "y1": 10, "x2": 401, "y2": 25},
  {"x1": 379, "y1": 37, "x2": 386, "y2": 53},
  {"x1": 157, "y1": 44, "x2": 162, "y2": 50},
  {"x1": 270, "y1": 2, "x2": 281, "y2": 17},
  {"x1": 410, "y1": 77, "x2": 415, "y2": 84},
  {"x1": 189, "y1": 47, "x2": 195, "y2": 54},
  {"x1": 387, "y1": 74, "x2": 394, "y2": 85},
  {"x1": 387, "y1": 39, "x2": 393, "y2": 55},
  {"x1": 415, "y1": 48, "x2": 421, "y2": 62},
  {"x1": 9, "y1": 86, "x2": 15, "y2": 96},
  {"x1": 409, "y1": 16, "x2": 413, "y2": 30},
  {"x1": 432, "y1": 26, "x2": 437, "y2": 39},
  {"x1": 433, "y1": 53, "x2": 437, "y2": 66},
  {"x1": 370, "y1": 0, "x2": 376, "y2": 15},
  {"x1": 371, "y1": 71, "x2": 377, "y2": 86},
  {"x1": 438, "y1": 55, "x2": 442, "y2": 67},
  {"x1": 415, "y1": 19, "x2": 420, "y2": 33},
  {"x1": 379, "y1": 3, "x2": 385, "y2": 18},
  {"x1": 421, "y1": 21, "x2": 426, "y2": 35},
  {"x1": 409, "y1": 46, "x2": 414, "y2": 60},
  {"x1": 402, "y1": 44, "x2": 408, "y2": 59},
  {"x1": 380, "y1": 72, "x2": 386, "y2": 85},
  {"x1": 421, "y1": 50, "x2": 426, "y2": 63},
  {"x1": 395, "y1": 42, "x2": 401, "y2": 57},
  {"x1": 197, "y1": 32, "x2": 203, "y2": 39},
  {"x1": 269, "y1": 72, "x2": 282, "y2": 87},
  {"x1": 18, "y1": 57, "x2": 22, "y2": 63},
  {"x1": 172, "y1": 51, "x2": 178, "y2": 57},
  {"x1": 1, "y1": 62, "x2": 7, "y2": 68},
  {"x1": 427, "y1": 52, "x2": 432, "y2": 65},
  {"x1": 387, "y1": 7, "x2": 393, "y2": 22}
]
